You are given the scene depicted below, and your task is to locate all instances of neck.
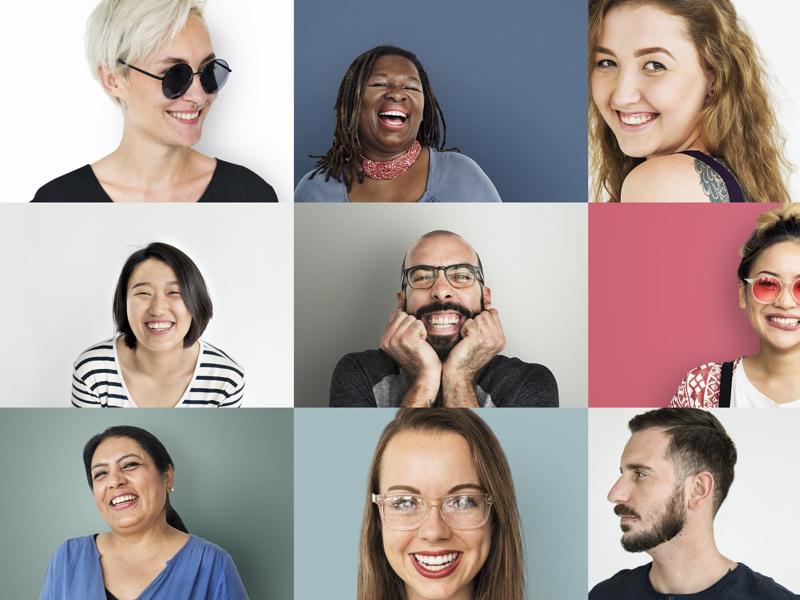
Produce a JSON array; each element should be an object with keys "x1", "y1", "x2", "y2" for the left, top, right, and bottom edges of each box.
[
  {"x1": 750, "y1": 343, "x2": 800, "y2": 379},
  {"x1": 109, "y1": 127, "x2": 194, "y2": 188},
  {"x1": 647, "y1": 523, "x2": 735, "y2": 594},
  {"x1": 129, "y1": 340, "x2": 198, "y2": 378},
  {"x1": 107, "y1": 518, "x2": 177, "y2": 557}
]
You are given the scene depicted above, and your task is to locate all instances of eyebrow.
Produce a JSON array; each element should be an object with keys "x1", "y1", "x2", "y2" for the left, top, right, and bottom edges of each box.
[
  {"x1": 595, "y1": 46, "x2": 675, "y2": 60},
  {"x1": 755, "y1": 270, "x2": 800, "y2": 278},
  {"x1": 370, "y1": 72, "x2": 422, "y2": 83},
  {"x1": 386, "y1": 483, "x2": 485, "y2": 494},
  {"x1": 621, "y1": 463, "x2": 654, "y2": 474},
  {"x1": 130, "y1": 280, "x2": 180, "y2": 290},
  {"x1": 155, "y1": 53, "x2": 216, "y2": 67},
  {"x1": 91, "y1": 453, "x2": 143, "y2": 471}
]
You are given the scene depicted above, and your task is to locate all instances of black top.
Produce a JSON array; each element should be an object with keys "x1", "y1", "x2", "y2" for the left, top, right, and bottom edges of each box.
[
  {"x1": 590, "y1": 562, "x2": 797, "y2": 600},
  {"x1": 31, "y1": 159, "x2": 277, "y2": 202},
  {"x1": 678, "y1": 150, "x2": 746, "y2": 203},
  {"x1": 329, "y1": 349, "x2": 558, "y2": 407}
]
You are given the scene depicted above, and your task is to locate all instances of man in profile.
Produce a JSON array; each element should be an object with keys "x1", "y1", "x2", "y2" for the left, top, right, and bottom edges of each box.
[
  {"x1": 329, "y1": 230, "x2": 558, "y2": 407},
  {"x1": 591, "y1": 408, "x2": 796, "y2": 599}
]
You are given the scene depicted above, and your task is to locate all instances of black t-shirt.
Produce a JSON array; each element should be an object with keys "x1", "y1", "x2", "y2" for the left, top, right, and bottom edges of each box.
[
  {"x1": 590, "y1": 563, "x2": 797, "y2": 600},
  {"x1": 329, "y1": 349, "x2": 558, "y2": 407},
  {"x1": 31, "y1": 159, "x2": 277, "y2": 202}
]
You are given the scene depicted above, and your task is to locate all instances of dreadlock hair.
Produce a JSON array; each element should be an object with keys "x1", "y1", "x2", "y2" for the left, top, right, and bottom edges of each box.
[{"x1": 309, "y1": 45, "x2": 449, "y2": 192}]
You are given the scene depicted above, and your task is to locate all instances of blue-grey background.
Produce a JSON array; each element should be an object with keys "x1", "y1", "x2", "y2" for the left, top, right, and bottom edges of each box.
[
  {"x1": 294, "y1": 408, "x2": 588, "y2": 598},
  {"x1": 294, "y1": 0, "x2": 588, "y2": 202},
  {"x1": 0, "y1": 409, "x2": 292, "y2": 599}
]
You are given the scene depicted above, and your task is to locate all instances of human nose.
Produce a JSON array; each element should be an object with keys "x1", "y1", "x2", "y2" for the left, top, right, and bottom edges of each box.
[
  {"x1": 417, "y1": 504, "x2": 452, "y2": 541},
  {"x1": 181, "y1": 71, "x2": 209, "y2": 106},
  {"x1": 610, "y1": 67, "x2": 642, "y2": 107},
  {"x1": 773, "y1": 281, "x2": 799, "y2": 308},
  {"x1": 383, "y1": 83, "x2": 408, "y2": 103},
  {"x1": 429, "y1": 269, "x2": 454, "y2": 301},
  {"x1": 607, "y1": 475, "x2": 629, "y2": 504},
  {"x1": 107, "y1": 467, "x2": 128, "y2": 489},
  {"x1": 148, "y1": 293, "x2": 168, "y2": 315}
]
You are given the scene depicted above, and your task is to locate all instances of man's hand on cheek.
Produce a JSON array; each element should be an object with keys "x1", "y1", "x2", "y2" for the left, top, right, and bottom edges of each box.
[
  {"x1": 443, "y1": 308, "x2": 506, "y2": 383},
  {"x1": 380, "y1": 307, "x2": 442, "y2": 389}
]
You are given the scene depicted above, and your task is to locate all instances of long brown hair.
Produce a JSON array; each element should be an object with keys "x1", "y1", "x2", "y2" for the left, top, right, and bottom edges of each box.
[
  {"x1": 357, "y1": 409, "x2": 524, "y2": 600},
  {"x1": 589, "y1": 0, "x2": 790, "y2": 203}
]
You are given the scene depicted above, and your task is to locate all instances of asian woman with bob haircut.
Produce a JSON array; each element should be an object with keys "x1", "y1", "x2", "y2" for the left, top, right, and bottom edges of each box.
[
  {"x1": 359, "y1": 408, "x2": 524, "y2": 600},
  {"x1": 40, "y1": 425, "x2": 248, "y2": 599},
  {"x1": 589, "y1": 0, "x2": 791, "y2": 203},
  {"x1": 33, "y1": 0, "x2": 277, "y2": 202},
  {"x1": 673, "y1": 204, "x2": 800, "y2": 407},
  {"x1": 72, "y1": 242, "x2": 244, "y2": 407}
]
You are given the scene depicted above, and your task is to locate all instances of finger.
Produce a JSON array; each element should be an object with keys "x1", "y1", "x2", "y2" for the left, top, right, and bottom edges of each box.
[
  {"x1": 460, "y1": 318, "x2": 477, "y2": 338},
  {"x1": 395, "y1": 315, "x2": 426, "y2": 344}
]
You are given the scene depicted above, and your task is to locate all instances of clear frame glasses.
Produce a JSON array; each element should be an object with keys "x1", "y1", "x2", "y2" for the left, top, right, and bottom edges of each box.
[
  {"x1": 372, "y1": 492, "x2": 493, "y2": 530},
  {"x1": 743, "y1": 275, "x2": 800, "y2": 304},
  {"x1": 117, "y1": 59, "x2": 232, "y2": 99},
  {"x1": 402, "y1": 264, "x2": 484, "y2": 290}
]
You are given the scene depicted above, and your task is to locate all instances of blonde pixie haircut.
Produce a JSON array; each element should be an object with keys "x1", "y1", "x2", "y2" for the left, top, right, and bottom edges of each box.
[
  {"x1": 589, "y1": 0, "x2": 791, "y2": 203},
  {"x1": 86, "y1": 0, "x2": 207, "y2": 103},
  {"x1": 358, "y1": 409, "x2": 525, "y2": 600}
]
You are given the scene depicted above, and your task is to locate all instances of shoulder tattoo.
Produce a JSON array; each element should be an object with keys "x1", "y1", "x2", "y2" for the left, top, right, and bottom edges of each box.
[{"x1": 693, "y1": 159, "x2": 729, "y2": 203}]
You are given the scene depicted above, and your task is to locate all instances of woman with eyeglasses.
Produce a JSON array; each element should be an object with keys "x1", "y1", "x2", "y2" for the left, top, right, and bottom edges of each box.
[
  {"x1": 673, "y1": 205, "x2": 800, "y2": 407},
  {"x1": 40, "y1": 426, "x2": 248, "y2": 599},
  {"x1": 359, "y1": 408, "x2": 524, "y2": 600},
  {"x1": 32, "y1": 0, "x2": 277, "y2": 202}
]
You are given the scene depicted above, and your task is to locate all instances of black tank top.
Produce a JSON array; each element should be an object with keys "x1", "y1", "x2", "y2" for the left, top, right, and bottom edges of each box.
[{"x1": 678, "y1": 150, "x2": 746, "y2": 203}]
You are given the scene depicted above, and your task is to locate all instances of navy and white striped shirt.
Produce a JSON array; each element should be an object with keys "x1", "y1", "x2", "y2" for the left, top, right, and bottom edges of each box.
[{"x1": 71, "y1": 338, "x2": 244, "y2": 408}]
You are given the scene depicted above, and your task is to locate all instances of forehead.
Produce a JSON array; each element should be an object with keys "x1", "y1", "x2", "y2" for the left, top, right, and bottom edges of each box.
[
  {"x1": 600, "y1": 3, "x2": 695, "y2": 56},
  {"x1": 128, "y1": 258, "x2": 178, "y2": 287},
  {"x1": 621, "y1": 428, "x2": 674, "y2": 472},
  {"x1": 406, "y1": 234, "x2": 478, "y2": 268},
  {"x1": 750, "y1": 241, "x2": 800, "y2": 277},
  {"x1": 369, "y1": 54, "x2": 420, "y2": 80},
  {"x1": 93, "y1": 436, "x2": 147, "y2": 463},
  {"x1": 379, "y1": 431, "x2": 480, "y2": 494},
  {"x1": 147, "y1": 14, "x2": 212, "y2": 63}
]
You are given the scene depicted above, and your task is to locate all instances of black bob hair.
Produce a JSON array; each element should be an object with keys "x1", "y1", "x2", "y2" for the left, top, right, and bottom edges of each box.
[
  {"x1": 83, "y1": 425, "x2": 188, "y2": 533},
  {"x1": 113, "y1": 242, "x2": 212, "y2": 350}
]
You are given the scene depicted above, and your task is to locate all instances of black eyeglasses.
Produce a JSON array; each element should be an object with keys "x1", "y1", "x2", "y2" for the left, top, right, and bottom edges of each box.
[
  {"x1": 402, "y1": 264, "x2": 484, "y2": 290},
  {"x1": 117, "y1": 59, "x2": 231, "y2": 100}
]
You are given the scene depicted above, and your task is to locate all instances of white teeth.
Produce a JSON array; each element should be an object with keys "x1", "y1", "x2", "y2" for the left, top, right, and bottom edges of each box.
[
  {"x1": 429, "y1": 315, "x2": 459, "y2": 327},
  {"x1": 379, "y1": 110, "x2": 408, "y2": 118},
  {"x1": 414, "y1": 552, "x2": 458, "y2": 570},
  {"x1": 620, "y1": 113, "x2": 655, "y2": 126},
  {"x1": 146, "y1": 322, "x2": 173, "y2": 330},
  {"x1": 169, "y1": 111, "x2": 199, "y2": 121},
  {"x1": 769, "y1": 316, "x2": 800, "y2": 326},
  {"x1": 111, "y1": 494, "x2": 137, "y2": 506}
]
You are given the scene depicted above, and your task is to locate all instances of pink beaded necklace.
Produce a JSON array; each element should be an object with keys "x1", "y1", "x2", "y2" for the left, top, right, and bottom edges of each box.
[{"x1": 360, "y1": 141, "x2": 422, "y2": 180}]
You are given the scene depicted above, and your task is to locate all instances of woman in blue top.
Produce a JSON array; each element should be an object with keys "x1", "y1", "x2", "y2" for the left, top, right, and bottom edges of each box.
[
  {"x1": 295, "y1": 45, "x2": 501, "y2": 203},
  {"x1": 40, "y1": 426, "x2": 248, "y2": 600}
]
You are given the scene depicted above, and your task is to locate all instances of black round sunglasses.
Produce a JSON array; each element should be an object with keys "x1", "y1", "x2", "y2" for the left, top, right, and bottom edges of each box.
[{"x1": 117, "y1": 58, "x2": 231, "y2": 100}]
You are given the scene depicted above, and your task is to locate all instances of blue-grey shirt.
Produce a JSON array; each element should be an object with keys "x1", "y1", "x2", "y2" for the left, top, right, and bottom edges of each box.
[
  {"x1": 295, "y1": 148, "x2": 502, "y2": 202},
  {"x1": 40, "y1": 535, "x2": 248, "y2": 600}
]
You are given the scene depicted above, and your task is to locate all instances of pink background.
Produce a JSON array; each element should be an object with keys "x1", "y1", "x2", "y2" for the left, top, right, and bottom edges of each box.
[{"x1": 589, "y1": 203, "x2": 777, "y2": 407}]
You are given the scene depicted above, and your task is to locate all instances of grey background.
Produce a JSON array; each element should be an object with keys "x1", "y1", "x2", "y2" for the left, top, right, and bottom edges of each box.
[
  {"x1": 294, "y1": 0, "x2": 588, "y2": 202},
  {"x1": 294, "y1": 204, "x2": 588, "y2": 407},
  {"x1": 0, "y1": 409, "x2": 293, "y2": 599},
  {"x1": 294, "y1": 408, "x2": 588, "y2": 598}
]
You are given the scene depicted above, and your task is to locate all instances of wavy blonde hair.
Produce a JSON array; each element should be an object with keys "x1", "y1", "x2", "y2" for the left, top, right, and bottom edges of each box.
[
  {"x1": 357, "y1": 409, "x2": 524, "y2": 600},
  {"x1": 589, "y1": 0, "x2": 790, "y2": 203}
]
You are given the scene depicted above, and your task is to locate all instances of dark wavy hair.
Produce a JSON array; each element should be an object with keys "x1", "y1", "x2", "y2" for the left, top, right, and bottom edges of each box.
[
  {"x1": 628, "y1": 408, "x2": 736, "y2": 514},
  {"x1": 113, "y1": 242, "x2": 212, "y2": 349},
  {"x1": 83, "y1": 425, "x2": 188, "y2": 533},
  {"x1": 309, "y1": 45, "x2": 449, "y2": 192},
  {"x1": 738, "y1": 204, "x2": 800, "y2": 281},
  {"x1": 358, "y1": 409, "x2": 524, "y2": 600}
]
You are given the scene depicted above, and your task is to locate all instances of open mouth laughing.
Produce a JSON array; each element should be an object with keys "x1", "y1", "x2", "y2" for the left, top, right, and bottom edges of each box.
[
  {"x1": 167, "y1": 109, "x2": 202, "y2": 124},
  {"x1": 617, "y1": 110, "x2": 659, "y2": 131},
  {"x1": 766, "y1": 315, "x2": 800, "y2": 331},
  {"x1": 110, "y1": 493, "x2": 139, "y2": 510},
  {"x1": 410, "y1": 551, "x2": 463, "y2": 578},
  {"x1": 144, "y1": 320, "x2": 175, "y2": 335}
]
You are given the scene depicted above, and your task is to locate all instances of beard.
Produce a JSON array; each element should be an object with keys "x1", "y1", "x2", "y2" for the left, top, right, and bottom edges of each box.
[
  {"x1": 615, "y1": 485, "x2": 686, "y2": 553},
  {"x1": 409, "y1": 299, "x2": 484, "y2": 361}
]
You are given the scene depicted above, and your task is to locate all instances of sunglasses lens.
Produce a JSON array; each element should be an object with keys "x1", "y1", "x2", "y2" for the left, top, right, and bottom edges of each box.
[
  {"x1": 793, "y1": 280, "x2": 800, "y2": 303},
  {"x1": 200, "y1": 60, "x2": 230, "y2": 95},
  {"x1": 161, "y1": 63, "x2": 194, "y2": 99},
  {"x1": 752, "y1": 276, "x2": 781, "y2": 303}
]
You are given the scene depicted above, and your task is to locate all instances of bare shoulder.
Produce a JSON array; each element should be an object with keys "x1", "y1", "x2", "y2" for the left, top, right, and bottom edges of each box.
[{"x1": 621, "y1": 154, "x2": 713, "y2": 203}]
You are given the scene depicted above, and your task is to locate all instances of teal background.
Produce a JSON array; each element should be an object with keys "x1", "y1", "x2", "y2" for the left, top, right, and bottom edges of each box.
[
  {"x1": 0, "y1": 409, "x2": 293, "y2": 599},
  {"x1": 294, "y1": 408, "x2": 588, "y2": 598}
]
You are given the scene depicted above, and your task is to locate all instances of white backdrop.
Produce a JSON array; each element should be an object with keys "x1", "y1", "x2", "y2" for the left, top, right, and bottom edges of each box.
[
  {"x1": 0, "y1": 204, "x2": 293, "y2": 407},
  {"x1": 589, "y1": 408, "x2": 800, "y2": 593},
  {"x1": 0, "y1": 0, "x2": 293, "y2": 202}
]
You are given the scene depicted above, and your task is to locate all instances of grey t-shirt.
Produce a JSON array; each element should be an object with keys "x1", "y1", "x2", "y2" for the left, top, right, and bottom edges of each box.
[
  {"x1": 329, "y1": 349, "x2": 558, "y2": 407},
  {"x1": 295, "y1": 149, "x2": 502, "y2": 202}
]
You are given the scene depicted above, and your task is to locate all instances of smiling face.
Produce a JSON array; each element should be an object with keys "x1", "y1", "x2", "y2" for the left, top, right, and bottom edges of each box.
[
  {"x1": 379, "y1": 430, "x2": 491, "y2": 600},
  {"x1": 401, "y1": 234, "x2": 491, "y2": 359},
  {"x1": 109, "y1": 15, "x2": 218, "y2": 148},
  {"x1": 126, "y1": 258, "x2": 192, "y2": 352},
  {"x1": 591, "y1": 3, "x2": 713, "y2": 158},
  {"x1": 739, "y1": 241, "x2": 800, "y2": 350},
  {"x1": 90, "y1": 436, "x2": 172, "y2": 533},
  {"x1": 607, "y1": 428, "x2": 687, "y2": 553},
  {"x1": 358, "y1": 54, "x2": 425, "y2": 161}
]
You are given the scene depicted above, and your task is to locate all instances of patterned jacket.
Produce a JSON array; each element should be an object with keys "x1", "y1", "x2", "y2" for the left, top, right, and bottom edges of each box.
[{"x1": 670, "y1": 357, "x2": 743, "y2": 408}]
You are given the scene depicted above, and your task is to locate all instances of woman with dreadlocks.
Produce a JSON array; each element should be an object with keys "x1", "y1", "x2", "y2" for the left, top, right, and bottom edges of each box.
[{"x1": 295, "y1": 45, "x2": 501, "y2": 202}]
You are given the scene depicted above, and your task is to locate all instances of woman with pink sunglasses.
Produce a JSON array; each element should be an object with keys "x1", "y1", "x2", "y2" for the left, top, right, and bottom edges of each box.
[{"x1": 673, "y1": 205, "x2": 800, "y2": 407}]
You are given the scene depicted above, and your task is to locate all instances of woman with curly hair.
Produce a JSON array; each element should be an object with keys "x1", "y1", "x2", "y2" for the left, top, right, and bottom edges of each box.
[
  {"x1": 589, "y1": 0, "x2": 790, "y2": 203},
  {"x1": 673, "y1": 205, "x2": 800, "y2": 407}
]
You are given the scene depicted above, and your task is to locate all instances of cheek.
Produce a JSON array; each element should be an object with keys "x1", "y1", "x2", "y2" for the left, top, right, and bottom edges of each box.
[{"x1": 381, "y1": 528, "x2": 412, "y2": 572}]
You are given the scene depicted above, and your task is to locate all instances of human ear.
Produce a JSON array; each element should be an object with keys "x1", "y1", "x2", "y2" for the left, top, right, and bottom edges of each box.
[
  {"x1": 738, "y1": 282, "x2": 747, "y2": 310},
  {"x1": 482, "y1": 286, "x2": 493, "y2": 308},
  {"x1": 97, "y1": 64, "x2": 125, "y2": 101},
  {"x1": 687, "y1": 471, "x2": 714, "y2": 510}
]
